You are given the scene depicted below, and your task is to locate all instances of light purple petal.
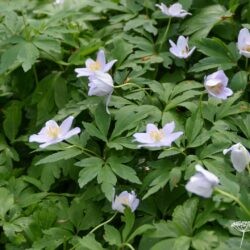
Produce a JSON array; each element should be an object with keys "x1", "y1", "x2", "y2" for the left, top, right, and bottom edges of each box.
[
  {"x1": 85, "y1": 58, "x2": 96, "y2": 68},
  {"x1": 176, "y1": 36, "x2": 188, "y2": 50},
  {"x1": 103, "y1": 60, "x2": 117, "y2": 72},
  {"x1": 185, "y1": 174, "x2": 213, "y2": 198},
  {"x1": 133, "y1": 133, "x2": 154, "y2": 144},
  {"x1": 29, "y1": 134, "x2": 50, "y2": 143},
  {"x1": 238, "y1": 28, "x2": 250, "y2": 49},
  {"x1": 162, "y1": 121, "x2": 175, "y2": 134},
  {"x1": 195, "y1": 165, "x2": 219, "y2": 185},
  {"x1": 187, "y1": 46, "x2": 196, "y2": 57},
  {"x1": 161, "y1": 131, "x2": 183, "y2": 146},
  {"x1": 231, "y1": 150, "x2": 248, "y2": 172},
  {"x1": 146, "y1": 124, "x2": 158, "y2": 133},
  {"x1": 96, "y1": 50, "x2": 106, "y2": 68},
  {"x1": 75, "y1": 68, "x2": 91, "y2": 77},
  {"x1": 64, "y1": 127, "x2": 81, "y2": 140},
  {"x1": 60, "y1": 116, "x2": 74, "y2": 135}
]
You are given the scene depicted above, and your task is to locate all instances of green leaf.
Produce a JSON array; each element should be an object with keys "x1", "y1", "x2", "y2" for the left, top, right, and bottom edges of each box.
[
  {"x1": 83, "y1": 122, "x2": 107, "y2": 142},
  {"x1": 111, "y1": 38, "x2": 133, "y2": 67},
  {"x1": 17, "y1": 41, "x2": 39, "y2": 72},
  {"x1": 127, "y1": 224, "x2": 154, "y2": 242},
  {"x1": 190, "y1": 38, "x2": 237, "y2": 72},
  {"x1": 122, "y1": 208, "x2": 135, "y2": 241},
  {"x1": 0, "y1": 187, "x2": 14, "y2": 219},
  {"x1": 111, "y1": 107, "x2": 148, "y2": 139},
  {"x1": 230, "y1": 71, "x2": 248, "y2": 92},
  {"x1": 185, "y1": 109, "x2": 203, "y2": 145},
  {"x1": 152, "y1": 236, "x2": 191, "y2": 250},
  {"x1": 172, "y1": 198, "x2": 199, "y2": 236},
  {"x1": 95, "y1": 102, "x2": 111, "y2": 138},
  {"x1": 108, "y1": 157, "x2": 141, "y2": 184},
  {"x1": 3, "y1": 101, "x2": 22, "y2": 142},
  {"x1": 76, "y1": 157, "x2": 103, "y2": 188},
  {"x1": 104, "y1": 225, "x2": 121, "y2": 246},
  {"x1": 192, "y1": 230, "x2": 218, "y2": 250},
  {"x1": 182, "y1": 5, "x2": 232, "y2": 39},
  {"x1": 35, "y1": 148, "x2": 82, "y2": 165}
]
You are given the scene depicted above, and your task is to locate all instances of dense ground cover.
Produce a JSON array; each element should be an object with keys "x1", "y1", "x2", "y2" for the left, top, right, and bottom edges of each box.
[{"x1": 0, "y1": 0, "x2": 250, "y2": 249}]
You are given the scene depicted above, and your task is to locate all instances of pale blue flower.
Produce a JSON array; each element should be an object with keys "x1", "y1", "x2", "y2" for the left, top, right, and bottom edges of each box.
[
  {"x1": 133, "y1": 122, "x2": 183, "y2": 148},
  {"x1": 112, "y1": 191, "x2": 139, "y2": 213},
  {"x1": 169, "y1": 36, "x2": 195, "y2": 59},
  {"x1": 237, "y1": 28, "x2": 250, "y2": 58},
  {"x1": 156, "y1": 3, "x2": 191, "y2": 18},
  {"x1": 75, "y1": 50, "x2": 117, "y2": 77},
  {"x1": 223, "y1": 143, "x2": 250, "y2": 172},
  {"x1": 29, "y1": 116, "x2": 80, "y2": 148},
  {"x1": 185, "y1": 165, "x2": 219, "y2": 198},
  {"x1": 204, "y1": 70, "x2": 233, "y2": 100}
]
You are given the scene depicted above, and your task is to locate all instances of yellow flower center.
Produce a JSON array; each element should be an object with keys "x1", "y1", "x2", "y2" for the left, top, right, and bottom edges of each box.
[
  {"x1": 182, "y1": 46, "x2": 189, "y2": 54},
  {"x1": 46, "y1": 125, "x2": 61, "y2": 139},
  {"x1": 208, "y1": 83, "x2": 223, "y2": 94},
  {"x1": 150, "y1": 129, "x2": 164, "y2": 142},
  {"x1": 117, "y1": 196, "x2": 130, "y2": 206},
  {"x1": 89, "y1": 61, "x2": 101, "y2": 71},
  {"x1": 243, "y1": 44, "x2": 250, "y2": 52}
]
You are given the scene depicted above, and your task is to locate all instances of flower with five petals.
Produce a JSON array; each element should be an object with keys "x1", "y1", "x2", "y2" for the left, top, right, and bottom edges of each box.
[
  {"x1": 29, "y1": 116, "x2": 80, "y2": 148},
  {"x1": 169, "y1": 36, "x2": 195, "y2": 59},
  {"x1": 156, "y1": 3, "x2": 191, "y2": 18},
  {"x1": 133, "y1": 122, "x2": 183, "y2": 148},
  {"x1": 75, "y1": 50, "x2": 117, "y2": 77}
]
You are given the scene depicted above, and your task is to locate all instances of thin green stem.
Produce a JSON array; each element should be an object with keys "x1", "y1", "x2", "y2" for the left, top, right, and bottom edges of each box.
[
  {"x1": 121, "y1": 243, "x2": 135, "y2": 250},
  {"x1": 32, "y1": 65, "x2": 39, "y2": 85},
  {"x1": 214, "y1": 188, "x2": 250, "y2": 217},
  {"x1": 245, "y1": 57, "x2": 248, "y2": 70},
  {"x1": 240, "y1": 231, "x2": 245, "y2": 248},
  {"x1": 66, "y1": 144, "x2": 100, "y2": 158},
  {"x1": 89, "y1": 212, "x2": 117, "y2": 235},
  {"x1": 159, "y1": 17, "x2": 172, "y2": 52}
]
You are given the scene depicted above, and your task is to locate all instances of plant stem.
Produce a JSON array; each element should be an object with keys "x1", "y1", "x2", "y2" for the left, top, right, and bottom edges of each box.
[
  {"x1": 121, "y1": 243, "x2": 135, "y2": 250},
  {"x1": 214, "y1": 188, "x2": 250, "y2": 217},
  {"x1": 158, "y1": 17, "x2": 172, "y2": 52},
  {"x1": 240, "y1": 231, "x2": 245, "y2": 248},
  {"x1": 245, "y1": 58, "x2": 248, "y2": 70},
  {"x1": 66, "y1": 144, "x2": 100, "y2": 158},
  {"x1": 33, "y1": 65, "x2": 39, "y2": 85},
  {"x1": 89, "y1": 212, "x2": 117, "y2": 234}
]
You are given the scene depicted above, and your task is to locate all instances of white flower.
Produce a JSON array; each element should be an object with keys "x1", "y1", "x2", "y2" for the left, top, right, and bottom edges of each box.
[
  {"x1": 223, "y1": 143, "x2": 250, "y2": 172},
  {"x1": 185, "y1": 165, "x2": 219, "y2": 198},
  {"x1": 29, "y1": 116, "x2": 80, "y2": 148},
  {"x1": 112, "y1": 191, "x2": 139, "y2": 213},
  {"x1": 88, "y1": 72, "x2": 114, "y2": 96},
  {"x1": 54, "y1": 0, "x2": 64, "y2": 4},
  {"x1": 75, "y1": 50, "x2": 117, "y2": 77},
  {"x1": 155, "y1": 3, "x2": 191, "y2": 18},
  {"x1": 237, "y1": 28, "x2": 250, "y2": 58},
  {"x1": 204, "y1": 70, "x2": 233, "y2": 100},
  {"x1": 133, "y1": 122, "x2": 183, "y2": 148},
  {"x1": 169, "y1": 36, "x2": 195, "y2": 59}
]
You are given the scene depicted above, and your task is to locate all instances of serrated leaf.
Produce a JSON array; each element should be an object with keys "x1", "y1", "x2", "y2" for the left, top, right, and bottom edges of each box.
[
  {"x1": 0, "y1": 187, "x2": 14, "y2": 219},
  {"x1": 17, "y1": 41, "x2": 39, "y2": 72},
  {"x1": 104, "y1": 225, "x2": 121, "y2": 246},
  {"x1": 83, "y1": 122, "x2": 107, "y2": 142},
  {"x1": 108, "y1": 157, "x2": 141, "y2": 184}
]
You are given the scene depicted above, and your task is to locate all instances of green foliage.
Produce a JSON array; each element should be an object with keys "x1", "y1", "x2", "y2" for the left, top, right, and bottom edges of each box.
[{"x1": 0, "y1": 0, "x2": 249, "y2": 249}]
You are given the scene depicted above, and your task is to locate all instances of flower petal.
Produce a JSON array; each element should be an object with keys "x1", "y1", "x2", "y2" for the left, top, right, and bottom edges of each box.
[{"x1": 60, "y1": 116, "x2": 74, "y2": 135}]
